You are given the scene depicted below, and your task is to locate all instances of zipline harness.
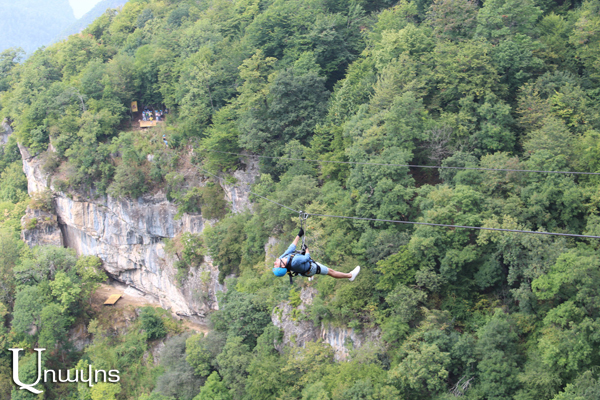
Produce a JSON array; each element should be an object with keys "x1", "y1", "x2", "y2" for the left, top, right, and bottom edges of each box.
[{"x1": 283, "y1": 212, "x2": 321, "y2": 284}]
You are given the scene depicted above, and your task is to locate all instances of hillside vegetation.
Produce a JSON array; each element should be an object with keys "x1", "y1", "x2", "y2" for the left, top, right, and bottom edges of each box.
[{"x1": 1, "y1": 0, "x2": 600, "y2": 399}]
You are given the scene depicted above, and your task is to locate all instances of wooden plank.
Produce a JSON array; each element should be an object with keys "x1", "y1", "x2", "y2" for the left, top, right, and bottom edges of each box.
[
  {"x1": 139, "y1": 121, "x2": 157, "y2": 128},
  {"x1": 139, "y1": 120, "x2": 164, "y2": 128},
  {"x1": 104, "y1": 294, "x2": 122, "y2": 305}
]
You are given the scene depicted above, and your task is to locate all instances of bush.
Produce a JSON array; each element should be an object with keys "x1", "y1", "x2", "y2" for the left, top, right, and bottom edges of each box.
[
  {"x1": 203, "y1": 214, "x2": 249, "y2": 282},
  {"x1": 29, "y1": 190, "x2": 53, "y2": 212},
  {"x1": 53, "y1": 179, "x2": 68, "y2": 192},
  {"x1": 25, "y1": 217, "x2": 38, "y2": 230},
  {"x1": 175, "y1": 182, "x2": 229, "y2": 220},
  {"x1": 139, "y1": 306, "x2": 167, "y2": 340},
  {"x1": 42, "y1": 151, "x2": 61, "y2": 174},
  {"x1": 107, "y1": 162, "x2": 148, "y2": 199},
  {"x1": 155, "y1": 334, "x2": 203, "y2": 400}
]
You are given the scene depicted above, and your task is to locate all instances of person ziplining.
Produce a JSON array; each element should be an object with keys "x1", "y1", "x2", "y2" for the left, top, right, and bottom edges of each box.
[{"x1": 272, "y1": 215, "x2": 360, "y2": 283}]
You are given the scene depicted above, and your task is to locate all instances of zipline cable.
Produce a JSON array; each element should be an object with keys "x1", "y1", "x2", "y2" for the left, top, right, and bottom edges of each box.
[
  {"x1": 198, "y1": 148, "x2": 600, "y2": 176},
  {"x1": 198, "y1": 168, "x2": 600, "y2": 240},
  {"x1": 305, "y1": 213, "x2": 600, "y2": 239}
]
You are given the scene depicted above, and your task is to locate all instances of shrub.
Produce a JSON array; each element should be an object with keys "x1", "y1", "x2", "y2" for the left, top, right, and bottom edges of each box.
[
  {"x1": 107, "y1": 162, "x2": 148, "y2": 199},
  {"x1": 42, "y1": 152, "x2": 61, "y2": 174},
  {"x1": 139, "y1": 306, "x2": 167, "y2": 340},
  {"x1": 29, "y1": 190, "x2": 53, "y2": 212},
  {"x1": 53, "y1": 179, "x2": 68, "y2": 192},
  {"x1": 175, "y1": 182, "x2": 228, "y2": 220},
  {"x1": 25, "y1": 218, "x2": 38, "y2": 230}
]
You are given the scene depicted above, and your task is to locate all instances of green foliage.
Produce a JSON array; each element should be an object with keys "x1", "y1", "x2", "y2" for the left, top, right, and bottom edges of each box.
[
  {"x1": 473, "y1": 310, "x2": 521, "y2": 398},
  {"x1": 194, "y1": 371, "x2": 232, "y2": 400},
  {"x1": 186, "y1": 331, "x2": 227, "y2": 378},
  {"x1": 204, "y1": 214, "x2": 250, "y2": 282},
  {"x1": 75, "y1": 255, "x2": 107, "y2": 299},
  {"x1": 139, "y1": 306, "x2": 167, "y2": 340},
  {"x1": 49, "y1": 271, "x2": 81, "y2": 313},
  {"x1": 90, "y1": 382, "x2": 121, "y2": 400},
  {"x1": 0, "y1": 161, "x2": 27, "y2": 202},
  {"x1": 211, "y1": 287, "x2": 271, "y2": 349},
  {"x1": 375, "y1": 246, "x2": 418, "y2": 291},
  {"x1": 2, "y1": 0, "x2": 600, "y2": 399},
  {"x1": 11, "y1": 285, "x2": 43, "y2": 335},
  {"x1": 155, "y1": 334, "x2": 204, "y2": 400},
  {"x1": 0, "y1": 228, "x2": 20, "y2": 304},
  {"x1": 174, "y1": 182, "x2": 229, "y2": 220},
  {"x1": 215, "y1": 336, "x2": 251, "y2": 399}
]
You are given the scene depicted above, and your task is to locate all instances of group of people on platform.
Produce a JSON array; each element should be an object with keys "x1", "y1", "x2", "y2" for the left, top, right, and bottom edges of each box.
[{"x1": 141, "y1": 109, "x2": 166, "y2": 121}]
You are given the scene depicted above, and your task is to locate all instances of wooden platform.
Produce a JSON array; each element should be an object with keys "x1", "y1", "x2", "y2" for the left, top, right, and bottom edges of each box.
[
  {"x1": 104, "y1": 294, "x2": 122, "y2": 305},
  {"x1": 139, "y1": 120, "x2": 164, "y2": 128}
]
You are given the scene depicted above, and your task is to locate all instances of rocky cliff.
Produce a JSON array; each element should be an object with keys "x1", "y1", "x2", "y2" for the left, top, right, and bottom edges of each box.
[
  {"x1": 0, "y1": 119, "x2": 11, "y2": 144},
  {"x1": 15, "y1": 140, "x2": 373, "y2": 358},
  {"x1": 18, "y1": 144, "x2": 258, "y2": 323},
  {"x1": 272, "y1": 286, "x2": 381, "y2": 361}
]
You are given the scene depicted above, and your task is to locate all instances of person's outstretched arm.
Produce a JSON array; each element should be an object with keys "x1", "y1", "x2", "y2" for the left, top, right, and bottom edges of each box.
[{"x1": 292, "y1": 227, "x2": 304, "y2": 247}]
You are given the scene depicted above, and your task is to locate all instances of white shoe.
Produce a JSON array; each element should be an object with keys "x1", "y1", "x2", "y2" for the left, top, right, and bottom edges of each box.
[{"x1": 349, "y1": 266, "x2": 360, "y2": 281}]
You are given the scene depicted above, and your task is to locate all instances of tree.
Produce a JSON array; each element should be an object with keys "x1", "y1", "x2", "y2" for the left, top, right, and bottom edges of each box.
[
  {"x1": 0, "y1": 48, "x2": 23, "y2": 92},
  {"x1": 427, "y1": 0, "x2": 478, "y2": 41},
  {"x1": 237, "y1": 64, "x2": 329, "y2": 154},
  {"x1": 15, "y1": 246, "x2": 77, "y2": 284},
  {"x1": 193, "y1": 372, "x2": 232, "y2": 400},
  {"x1": 10, "y1": 352, "x2": 44, "y2": 400},
  {"x1": 0, "y1": 229, "x2": 20, "y2": 305},
  {"x1": 11, "y1": 286, "x2": 44, "y2": 336},
  {"x1": 75, "y1": 255, "x2": 107, "y2": 301},
  {"x1": 139, "y1": 307, "x2": 167, "y2": 340},
  {"x1": 569, "y1": 0, "x2": 600, "y2": 84},
  {"x1": 389, "y1": 342, "x2": 450, "y2": 397},
  {"x1": 472, "y1": 310, "x2": 521, "y2": 399},
  {"x1": 210, "y1": 289, "x2": 271, "y2": 348},
  {"x1": 475, "y1": 0, "x2": 542, "y2": 43},
  {"x1": 186, "y1": 331, "x2": 227, "y2": 378},
  {"x1": 49, "y1": 271, "x2": 81, "y2": 313},
  {"x1": 38, "y1": 303, "x2": 67, "y2": 349},
  {"x1": 215, "y1": 336, "x2": 251, "y2": 400},
  {"x1": 155, "y1": 334, "x2": 204, "y2": 400},
  {"x1": 91, "y1": 383, "x2": 121, "y2": 400},
  {"x1": 553, "y1": 370, "x2": 600, "y2": 400}
]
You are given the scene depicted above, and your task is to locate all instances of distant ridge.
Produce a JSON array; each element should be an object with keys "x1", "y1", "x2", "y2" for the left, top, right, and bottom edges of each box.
[
  {"x1": 54, "y1": 0, "x2": 128, "y2": 42},
  {"x1": 0, "y1": 0, "x2": 75, "y2": 54}
]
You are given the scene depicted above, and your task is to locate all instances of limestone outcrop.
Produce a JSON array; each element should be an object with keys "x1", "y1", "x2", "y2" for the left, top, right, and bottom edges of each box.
[
  {"x1": 15, "y1": 141, "x2": 371, "y2": 356},
  {"x1": 18, "y1": 143, "x2": 258, "y2": 323},
  {"x1": 0, "y1": 120, "x2": 11, "y2": 144},
  {"x1": 21, "y1": 206, "x2": 63, "y2": 247},
  {"x1": 272, "y1": 286, "x2": 381, "y2": 361}
]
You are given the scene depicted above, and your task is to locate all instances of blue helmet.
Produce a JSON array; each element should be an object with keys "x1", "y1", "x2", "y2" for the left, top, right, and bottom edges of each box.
[{"x1": 273, "y1": 267, "x2": 287, "y2": 277}]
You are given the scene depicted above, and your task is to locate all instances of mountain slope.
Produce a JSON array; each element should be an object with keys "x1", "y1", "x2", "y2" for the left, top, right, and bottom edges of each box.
[
  {"x1": 54, "y1": 0, "x2": 128, "y2": 41},
  {"x1": 0, "y1": 0, "x2": 75, "y2": 54}
]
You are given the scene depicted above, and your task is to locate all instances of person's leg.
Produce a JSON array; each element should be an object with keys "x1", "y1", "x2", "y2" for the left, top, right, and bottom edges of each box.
[
  {"x1": 310, "y1": 261, "x2": 360, "y2": 281},
  {"x1": 327, "y1": 269, "x2": 352, "y2": 279}
]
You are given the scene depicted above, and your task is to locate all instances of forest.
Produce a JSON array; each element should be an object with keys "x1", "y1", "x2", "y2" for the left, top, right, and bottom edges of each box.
[{"x1": 1, "y1": 0, "x2": 600, "y2": 398}]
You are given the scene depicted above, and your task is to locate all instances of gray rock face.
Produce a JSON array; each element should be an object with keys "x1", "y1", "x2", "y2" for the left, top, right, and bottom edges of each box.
[
  {"x1": 0, "y1": 119, "x2": 12, "y2": 144},
  {"x1": 215, "y1": 153, "x2": 259, "y2": 214},
  {"x1": 272, "y1": 286, "x2": 381, "y2": 361},
  {"x1": 21, "y1": 206, "x2": 63, "y2": 247},
  {"x1": 17, "y1": 143, "x2": 368, "y2": 357},
  {"x1": 17, "y1": 144, "x2": 258, "y2": 322}
]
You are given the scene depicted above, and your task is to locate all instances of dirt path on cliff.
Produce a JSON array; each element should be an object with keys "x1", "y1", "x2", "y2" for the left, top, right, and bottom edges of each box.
[{"x1": 92, "y1": 282, "x2": 210, "y2": 334}]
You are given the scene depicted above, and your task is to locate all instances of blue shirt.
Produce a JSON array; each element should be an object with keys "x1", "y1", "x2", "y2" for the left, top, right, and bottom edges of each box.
[{"x1": 279, "y1": 244, "x2": 312, "y2": 274}]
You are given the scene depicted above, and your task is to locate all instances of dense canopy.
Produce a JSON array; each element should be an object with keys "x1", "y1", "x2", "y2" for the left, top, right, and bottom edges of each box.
[{"x1": 1, "y1": 0, "x2": 600, "y2": 398}]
